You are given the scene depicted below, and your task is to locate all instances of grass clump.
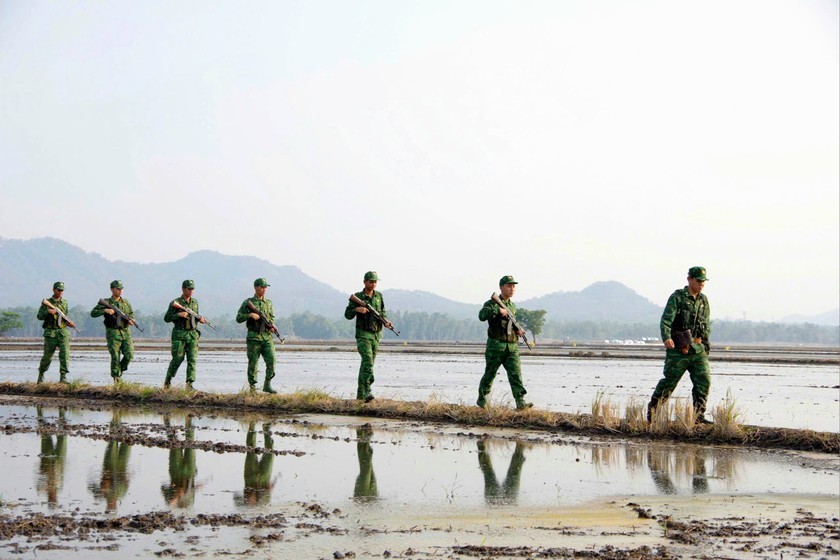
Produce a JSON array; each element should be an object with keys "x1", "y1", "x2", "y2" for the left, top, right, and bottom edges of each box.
[
  {"x1": 589, "y1": 390, "x2": 620, "y2": 430},
  {"x1": 711, "y1": 389, "x2": 745, "y2": 438}
]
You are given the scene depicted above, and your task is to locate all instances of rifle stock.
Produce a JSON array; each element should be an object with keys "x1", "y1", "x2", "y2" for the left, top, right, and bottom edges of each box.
[
  {"x1": 98, "y1": 298, "x2": 144, "y2": 332},
  {"x1": 349, "y1": 293, "x2": 399, "y2": 336},
  {"x1": 172, "y1": 301, "x2": 216, "y2": 330},
  {"x1": 246, "y1": 300, "x2": 284, "y2": 341},
  {"x1": 490, "y1": 292, "x2": 533, "y2": 350},
  {"x1": 42, "y1": 299, "x2": 81, "y2": 334}
]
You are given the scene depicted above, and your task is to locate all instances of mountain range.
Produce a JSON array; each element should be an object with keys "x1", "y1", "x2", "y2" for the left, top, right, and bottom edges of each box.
[{"x1": 1, "y1": 237, "x2": 835, "y2": 325}]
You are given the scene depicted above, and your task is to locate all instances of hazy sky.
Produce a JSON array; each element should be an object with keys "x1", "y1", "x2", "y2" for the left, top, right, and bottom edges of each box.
[{"x1": 1, "y1": 1, "x2": 838, "y2": 321}]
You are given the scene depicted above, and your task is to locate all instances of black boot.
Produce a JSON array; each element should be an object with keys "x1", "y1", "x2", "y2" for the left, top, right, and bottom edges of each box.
[
  {"x1": 37, "y1": 372, "x2": 44, "y2": 384},
  {"x1": 263, "y1": 380, "x2": 277, "y2": 394}
]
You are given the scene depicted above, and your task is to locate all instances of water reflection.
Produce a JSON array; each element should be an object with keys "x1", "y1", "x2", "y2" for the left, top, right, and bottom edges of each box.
[
  {"x1": 647, "y1": 448, "x2": 709, "y2": 495},
  {"x1": 353, "y1": 425, "x2": 378, "y2": 502},
  {"x1": 476, "y1": 439, "x2": 526, "y2": 505},
  {"x1": 161, "y1": 414, "x2": 198, "y2": 508},
  {"x1": 88, "y1": 410, "x2": 132, "y2": 512},
  {"x1": 234, "y1": 421, "x2": 277, "y2": 507},
  {"x1": 36, "y1": 407, "x2": 67, "y2": 508}
]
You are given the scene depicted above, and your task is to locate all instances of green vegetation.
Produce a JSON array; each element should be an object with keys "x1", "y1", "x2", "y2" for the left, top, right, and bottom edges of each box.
[
  {"x1": 517, "y1": 308, "x2": 547, "y2": 343},
  {"x1": 0, "y1": 311, "x2": 23, "y2": 336}
]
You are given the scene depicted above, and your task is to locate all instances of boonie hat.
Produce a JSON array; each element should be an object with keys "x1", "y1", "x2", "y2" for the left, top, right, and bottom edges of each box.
[
  {"x1": 499, "y1": 275, "x2": 518, "y2": 286},
  {"x1": 53, "y1": 281, "x2": 65, "y2": 291},
  {"x1": 364, "y1": 271, "x2": 379, "y2": 281},
  {"x1": 688, "y1": 266, "x2": 708, "y2": 281},
  {"x1": 254, "y1": 278, "x2": 270, "y2": 287},
  {"x1": 110, "y1": 280, "x2": 124, "y2": 289},
  {"x1": 182, "y1": 279, "x2": 195, "y2": 289}
]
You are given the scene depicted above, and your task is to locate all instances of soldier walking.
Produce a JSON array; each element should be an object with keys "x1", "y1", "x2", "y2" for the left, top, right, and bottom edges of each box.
[
  {"x1": 37, "y1": 281, "x2": 75, "y2": 383},
  {"x1": 164, "y1": 280, "x2": 206, "y2": 390},
  {"x1": 91, "y1": 280, "x2": 136, "y2": 383},
  {"x1": 344, "y1": 271, "x2": 392, "y2": 402},
  {"x1": 236, "y1": 278, "x2": 278, "y2": 393}
]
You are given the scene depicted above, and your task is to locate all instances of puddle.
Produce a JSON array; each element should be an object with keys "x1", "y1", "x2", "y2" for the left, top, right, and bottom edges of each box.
[{"x1": 0, "y1": 399, "x2": 837, "y2": 558}]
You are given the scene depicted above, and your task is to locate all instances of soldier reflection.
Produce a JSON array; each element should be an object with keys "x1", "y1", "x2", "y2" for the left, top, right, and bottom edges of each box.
[
  {"x1": 353, "y1": 425, "x2": 378, "y2": 501},
  {"x1": 36, "y1": 406, "x2": 67, "y2": 508},
  {"x1": 476, "y1": 439, "x2": 526, "y2": 505},
  {"x1": 89, "y1": 409, "x2": 132, "y2": 512},
  {"x1": 161, "y1": 414, "x2": 198, "y2": 508},
  {"x1": 647, "y1": 447, "x2": 709, "y2": 495},
  {"x1": 234, "y1": 421, "x2": 277, "y2": 507}
]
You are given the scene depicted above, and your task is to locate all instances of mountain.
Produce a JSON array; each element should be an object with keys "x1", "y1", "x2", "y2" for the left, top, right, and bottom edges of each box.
[
  {"x1": 519, "y1": 281, "x2": 662, "y2": 323},
  {"x1": 779, "y1": 308, "x2": 840, "y2": 326},
  {"x1": 0, "y1": 237, "x2": 345, "y2": 317},
  {"x1": 382, "y1": 289, "x2": 479, "y2": 320}
]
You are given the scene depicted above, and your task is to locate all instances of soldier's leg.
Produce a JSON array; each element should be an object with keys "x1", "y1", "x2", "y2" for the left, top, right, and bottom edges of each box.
[
  {"x1": 367, "y1": 337, "x2": 379, "y2": 396},
  {"x1": 500, "y1": 346, "x2": 528, "y2": 406},
  {"x1": 38, "y1": 335, "x2": 59, "y2": 382},
  {"x1": 119, "y1": 336, "x2": 134, "y2": 374},
  {"x1": 166, "y1": 338, "x2": 186, "y2": 385},
  {"x1": 246, "y1": 339, "x2": 261, "y2": 387},
  {"x1": 57, "y1": 331, "x2": 70, "y2": 381},
  {"x1": 356, "y1": 338, "x2": 375, "y2": 400},
  {"x1": 184, "y1": 334, "x2": 199, "y2": 384},
  {"x1": 261, "y1": 338, "x2": 277, "y2": 393},
  {"x1": 106, "y1": 333, "x2": 122, "y2": 378},
  {"x1": 648, "y1": 352, "x2": 688, "y2": 418},
  {"x1": 687, "y1": 353, "x2": 711, "y2": 417},
  {"x1": 478, "y1": 340, "x2": 504, "y2": 407}
]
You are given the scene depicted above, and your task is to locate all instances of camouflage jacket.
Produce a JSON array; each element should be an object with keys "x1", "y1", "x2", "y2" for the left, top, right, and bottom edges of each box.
[
  {"x1": 660, "y1": 287, "x2": 711, "y2": 349},
  {"x1": 236, "y1": 297, "x2": 275, "y2": 335},
  {"x1": 37, "y1": 297, "x2": 69, "y2": 330},
  {"x1": 91, "y1": 297, "x2": 135, "y2": 329},
  {"x1": 344, "y1": 290, "x2": 386, "y2": 334},
  {"x1": 479, "y1": 297, "x2": 519, "y2": 343},
  {"x1": 165, "y1": 296, "x2": 201, "y2": 332}
]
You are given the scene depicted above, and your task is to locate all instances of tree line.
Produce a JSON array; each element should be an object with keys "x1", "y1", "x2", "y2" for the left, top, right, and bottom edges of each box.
[{"x1": 0, "y1": 306, "x2": 836, "y2": 345}]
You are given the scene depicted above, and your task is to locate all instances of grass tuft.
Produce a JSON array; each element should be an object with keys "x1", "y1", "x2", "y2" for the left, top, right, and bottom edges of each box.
[{"x1": 711, "y1": 388, "x2": 745, "y2": 438}]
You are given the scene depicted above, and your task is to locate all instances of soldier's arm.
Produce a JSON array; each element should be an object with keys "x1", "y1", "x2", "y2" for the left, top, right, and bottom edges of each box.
[
  {"x1": 91, "y1": 303, "x2": 106, "y2": 318},
  {"x1": 344, "y1": 297, "x2": 359, "y2": 320},
  {"x1": 659, "y1": 293, "x2": 680, "y2": 342},
  {"x1": 235, "y1": 300, "x2": 250, "y2": 323},
  {"x1": 164, "y1": 301, "x2": 179, "y2": 323},
  {"x1": 478, "y1": 301, "x2": 498, "y2": 322},
  {"x1": 37, "y1": 302, "x2": 49, "y2": 320}
]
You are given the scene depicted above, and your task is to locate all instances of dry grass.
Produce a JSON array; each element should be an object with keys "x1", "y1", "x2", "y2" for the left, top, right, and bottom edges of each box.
[
  {"x1": 0, "y1": 381, "x2": 835, "y2": 453},
  {"x1": 623, "y1": 397, "x2": 648, "y2": 433},
  {"x1": 711, "y1": 388, "x2": 745, "y2": 438}
]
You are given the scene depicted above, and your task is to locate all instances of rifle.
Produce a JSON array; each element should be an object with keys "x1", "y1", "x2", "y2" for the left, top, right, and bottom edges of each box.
[
  {"x1": 246, "y1": 300, "x2": 285, "y2": 342},
  {"x1": 41, "y1": 299, "x2": 81, "y2": 334},
  {"x1": 171, "y1": 301, "x2": 216, "y2": 330},
  {"x1": 98, "y1": 298, "x2": 144, "y2": 332},
  {"x1": 349, "y1": 293, "x2": 400, "y2": 336},
  {"x1": 490, "y1": 292, "x2": 533, "y2": 350}
]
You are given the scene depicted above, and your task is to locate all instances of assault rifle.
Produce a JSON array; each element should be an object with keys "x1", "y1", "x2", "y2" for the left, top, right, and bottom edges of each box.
[
  {"x1": 246, "y1": 300, "x2": 285, "y2": 342},
  {"x1": 97, "y1": 298, "x2": 144, "y2": 332},
  {"x1": 349, "y1": 293, "x2": 400, "y2": 336},
  {"x1": 171, "y1": 301, "x2": 216, "y2": 330},
  {"x1": 490, "y1": 292, "x2": 533, "y2": 350},
  {"x1": 41, "y1": 299, "x2": 81, "y2": 334}
]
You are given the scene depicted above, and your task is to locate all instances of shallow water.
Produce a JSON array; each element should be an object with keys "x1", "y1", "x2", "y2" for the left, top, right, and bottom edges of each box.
[
  {"x1": 2, "y1": 349, "x2": 837, "y2": 431},
  {"x1": 0, "y1": 401, "x2": 837, "y2": 559}
]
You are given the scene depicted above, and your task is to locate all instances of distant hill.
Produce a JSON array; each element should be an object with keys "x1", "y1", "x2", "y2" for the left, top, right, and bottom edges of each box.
[
  {"x1": 779, "y1": 308, "x2": 839, "y2": 326},
  {"x1": 519, "y1": 281, "x2": 662, "y2": 323},
  {"x1": 383, "y1": 289, "x2": 478, "y2": 320},
  {"x1": 0, "y1": 237, "x2": 345, "y2": 317}
]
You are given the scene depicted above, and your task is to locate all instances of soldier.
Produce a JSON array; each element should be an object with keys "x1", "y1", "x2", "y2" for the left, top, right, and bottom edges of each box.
[
  {"x1": 163, "y1": 279, "x2": 206, "y2": 390},
  {"x1": 236, "y1": 278, "x2": 278, "y2": 393},
  {"x1": 647, "y1": 266, "x2": 713, "y2": 424},
  {"x1": 36, "y1": 281, "x2": 75, "y2": 383},
  {"x1": 476, "y1": 275, "x2": 532, "y2": 410},
  {"x1": 344, "y1": 271, "x2": 392, "y2": 402},
  {"x1": 90, "y1": 280, "x2": 136, "y2": 383}
]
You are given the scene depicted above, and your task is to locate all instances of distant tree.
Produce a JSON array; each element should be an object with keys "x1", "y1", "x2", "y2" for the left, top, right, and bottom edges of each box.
[
  {"x1": 516, "y1": 308, "x2": 547, "y2": 344},
  {"x1": 0, "y1": 311, "x2": 23, "y2": 336},
  {"x1": 290, "y1": 312, "x2": 337, "y2": 339}
]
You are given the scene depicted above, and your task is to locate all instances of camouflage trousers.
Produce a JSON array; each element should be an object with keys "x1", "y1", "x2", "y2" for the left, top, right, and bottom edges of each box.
[
  {"x1": 477, "y1": 339, "x2": 527, "y2": 407},
  {"x1": 166, "y1": 331, "x2": 200, "y2": 383},
  {"x1": 355, "y1": 331, "x2": 380, "y2": 400},
  {"x1": 649, "y1": 349, "x2": 711, "y2": 414},
  {"x1": 39, "y1": 328, "x2": 70, "y2": 377},
  {"x1": 105, "y1": 328, "x2": 133, "y2": 379},
  {"x1": 246, "y1": 334, "x2": 276, "y2": 387}
]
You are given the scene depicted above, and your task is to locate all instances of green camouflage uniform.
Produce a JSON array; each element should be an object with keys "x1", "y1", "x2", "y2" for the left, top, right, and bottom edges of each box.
[
  {"x1": 161, "y1": 416, "x2": 197, "y2": 508},
  {"x1": 91, "y1": 297, "x2": 135, "y2": 379},
  {"x1": 344, "y1": 290, "x2": 387, "y2": 400},
  {"x1": 237, "y1": 422, "x2": 274, "y2": 506},
  {"x1": 477, "y1": 297, "x2": 528, "y2": 408},
  {"x1": 164, "y1": 296, "x2": 201, "y2": 384},
  {"x1": 236, "y1": 297, "x2": 276, "y2": 388},
  {"x1": 649, "y1": 286, "x2": 712, "y2": 415},
  {"x1": 37, "y1": 297, "x2": 71, "y2": 381},
  {"x1": 477, "y1": 440, "x2": 525, "y2": 505},
  {"x1": 353, "y1": 427, "x2": 378, "y2": 500}
]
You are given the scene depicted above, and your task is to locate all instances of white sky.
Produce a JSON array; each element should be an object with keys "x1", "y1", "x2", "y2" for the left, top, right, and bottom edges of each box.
[{"x1": 1, "y1": 1, "x2": 838, "y2": 321}]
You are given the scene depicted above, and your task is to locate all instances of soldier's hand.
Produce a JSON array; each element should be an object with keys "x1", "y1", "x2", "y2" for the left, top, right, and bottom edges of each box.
[
  {"x1": 356, "y1": 307, "x2": 368, "y2": 315},
  {"x1": 199, "y1": 317, "x2": 207, "y2": 324},
  {"x1": 67, "y1": 320, "x2": 76, "y2": 328},
  {"x1": 499, "y1": 308, "x2": 508, "y2": 318},
  {"x1": 177, "y1": 312, "x2": 188, "y2": 319},
  {"x1": 104, "y1": 308, "x2": 115, "y2": 315},
  {"x1": 47, "y1": 308, "x2": 57, "y2": 315},
  {"x1": 664, "y1": 339, "x2": 675, "y2": 349},
  {"x1": 248, "y1": 312, "x2": 260, "y2": 320},
  {"x1": 515, "y1": 329, "x2": 524, "y2": 337},
  {"x1": 385, "y1": 321, "x2": 393, "y2": 329}
]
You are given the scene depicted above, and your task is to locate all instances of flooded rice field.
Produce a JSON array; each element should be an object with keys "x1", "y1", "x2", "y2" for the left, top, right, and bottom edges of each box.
[
  {"x1": 0, "y1": 347, "x2": 837, "y2": 432},
  {"x1": 0, "y1": 399, "x2": 837, "y2": 559}
]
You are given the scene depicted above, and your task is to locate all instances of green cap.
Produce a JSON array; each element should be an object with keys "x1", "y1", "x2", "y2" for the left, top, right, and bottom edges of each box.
[
  {"x1": 110, "y1": 280, "x2": 124, "y2": 289},
  {"x1": 53, "y1": 281, "x2": 65, "y2": 291},
  {"x1": 364, "y1": 271, "x2": 379, "y2": 281},
  {"x1": 182, "y1": 279, "x2": 195, "y2": 289},
  {"x1": 254, "y1": 278, "x2": 270, "y2": 287},
  {"x1": 499, "y1": 275, "x2": 518, "y2": 286},
  {"x1": 688, "y1": 266, "x2": 708, "y2": 281}
]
